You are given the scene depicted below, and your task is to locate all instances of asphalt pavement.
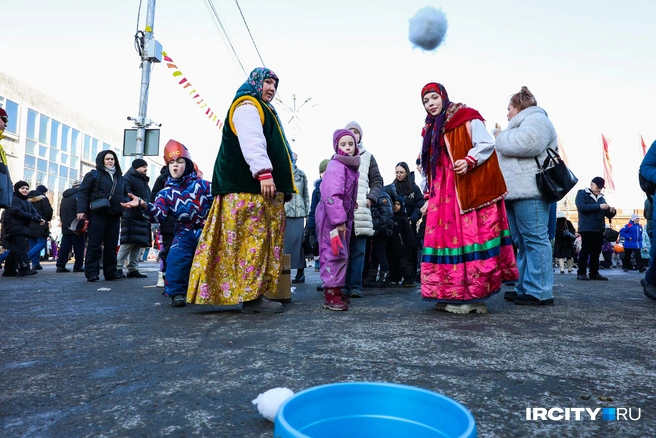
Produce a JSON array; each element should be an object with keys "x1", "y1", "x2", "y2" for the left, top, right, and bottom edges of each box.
[{"x1": 1, "y1": 261, "x2": 655, "y2": 437}]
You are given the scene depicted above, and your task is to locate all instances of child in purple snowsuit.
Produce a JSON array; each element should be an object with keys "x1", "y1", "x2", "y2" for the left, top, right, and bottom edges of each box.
[{"x1": 316, "y1": 129, "x2": 360, "y2": 311}]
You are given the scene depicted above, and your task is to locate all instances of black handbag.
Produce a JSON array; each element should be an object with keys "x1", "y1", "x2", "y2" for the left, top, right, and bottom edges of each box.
[
  {"x1": 535, "y1": 148, "x2": 578, "y2": 203},
  {"x1": 89, "y1": 173, "x2": 117, "y2": 212}
]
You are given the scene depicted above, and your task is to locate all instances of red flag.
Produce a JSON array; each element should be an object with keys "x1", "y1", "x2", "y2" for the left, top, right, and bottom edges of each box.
[
  {"x1": 641, "y1": 135, "x2": 648, "y2": 157},
  {"x1": 601, "y1": 134, "x2": 615, "y2": 191}
]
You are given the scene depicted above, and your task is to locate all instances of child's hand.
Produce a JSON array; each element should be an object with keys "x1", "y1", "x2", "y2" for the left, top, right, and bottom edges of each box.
[{"x1": 336, "y1": 223, "x2": 347, "y2": 239}]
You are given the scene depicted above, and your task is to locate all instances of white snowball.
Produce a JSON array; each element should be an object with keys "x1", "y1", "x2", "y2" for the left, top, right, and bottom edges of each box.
[
  {"x1": 252, "y1": 387, "x2": 295, "y2": 422},
  {"x1": 409, "y1": 6, "x2": 448, "y2": 51}
]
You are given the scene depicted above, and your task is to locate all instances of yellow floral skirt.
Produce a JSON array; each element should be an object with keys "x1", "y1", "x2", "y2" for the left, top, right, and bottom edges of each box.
[{"x1": 187, "y1": 192, "x2": 286, "y2": 305}]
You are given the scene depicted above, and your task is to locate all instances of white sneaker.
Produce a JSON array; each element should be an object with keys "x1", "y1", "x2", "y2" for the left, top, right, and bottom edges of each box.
[{"x1": 156, "y1": 271, "x2": 165, "y2": 288}]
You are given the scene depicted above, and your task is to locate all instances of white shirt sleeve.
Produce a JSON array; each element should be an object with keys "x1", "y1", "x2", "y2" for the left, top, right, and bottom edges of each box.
[
  {"x1": 468, "y1": 119, "x2": 496, "y2": 164},
  {"x1": 232, "y1": 103, "x2": 273, "y2": 177}
]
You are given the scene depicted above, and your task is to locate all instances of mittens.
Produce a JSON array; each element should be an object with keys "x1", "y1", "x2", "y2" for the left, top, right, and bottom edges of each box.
[{"x1": 330, "y1": 228, "x2": 344, "y2": 256}]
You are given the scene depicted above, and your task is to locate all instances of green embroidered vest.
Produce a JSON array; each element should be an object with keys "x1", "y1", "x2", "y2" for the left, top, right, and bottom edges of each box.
[{"x1": 212, "y1": 95, "x2": 296, "y2": 196}]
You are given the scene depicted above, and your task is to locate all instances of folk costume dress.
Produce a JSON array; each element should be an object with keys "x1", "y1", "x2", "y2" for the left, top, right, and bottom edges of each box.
[
  {"x1": 420, "y1": 83, "x2": 518, "y2": 303},
  {"x1": 187, "y1": 68, "x2": 296, "y2": 306}
]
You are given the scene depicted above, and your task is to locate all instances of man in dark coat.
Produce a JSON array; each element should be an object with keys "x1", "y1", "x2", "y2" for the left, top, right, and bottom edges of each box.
[
  {"x1": 56, "y1": 181, "x2": 85, "y2": 273},
  {"x1": 27, "y1": 185, "x2": 53, "y2": 270},
  {"x1": 575, "y1": 177, "x2": 616, "y2": 281},
  {"x1": 117, "y1": 159, "x2": 152, "y2": 278}
]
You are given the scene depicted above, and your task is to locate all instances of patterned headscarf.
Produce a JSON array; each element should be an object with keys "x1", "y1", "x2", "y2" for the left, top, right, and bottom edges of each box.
[
  {"x1": 420, "y1": 82, "x2": 451, "y2": 179},
  {"x1": 234, "y1": 67, "x2": 295, "y2": 166},
  {"x1": 235, "y1": 67, "x2": 280, "y2": 104}
]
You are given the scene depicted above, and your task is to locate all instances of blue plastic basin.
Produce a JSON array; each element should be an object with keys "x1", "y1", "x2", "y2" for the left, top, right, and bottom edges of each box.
[{"x1": 274, "y1": 382, "x2": 476, "y2": 438}]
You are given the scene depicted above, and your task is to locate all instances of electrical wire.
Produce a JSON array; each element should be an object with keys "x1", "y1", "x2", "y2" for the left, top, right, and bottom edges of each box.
[
  {"x1": 234, "y1": 0, "x2": 266, "y2": 67},
  {"x1": 204, "y1": 0, "x2": 247, "y2": 75},
  {"x1": 135, "y1": 0, "x2": 143, "y2": 33},
  {"x1": 134, "y1": 0, "x2": 144, "y2": 57}
]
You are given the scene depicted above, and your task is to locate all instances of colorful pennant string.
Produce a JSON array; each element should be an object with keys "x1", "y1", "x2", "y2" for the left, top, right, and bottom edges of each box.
[{"x1": 162, "y1": 51, "x2": 223, "y2": 129}]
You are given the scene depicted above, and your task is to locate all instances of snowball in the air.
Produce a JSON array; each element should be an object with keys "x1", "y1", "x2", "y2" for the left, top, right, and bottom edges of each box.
[{"x1": 409, "y1": 6, "x2": 448, "y2": 51}]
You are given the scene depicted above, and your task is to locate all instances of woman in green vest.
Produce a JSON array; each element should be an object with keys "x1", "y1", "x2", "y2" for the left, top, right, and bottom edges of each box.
[{"x1": 188, "y1": 68, "x2": 296, "y2": 313}]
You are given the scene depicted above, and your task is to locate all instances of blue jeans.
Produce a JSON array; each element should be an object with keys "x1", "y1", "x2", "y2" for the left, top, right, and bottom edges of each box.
[
  {"x1": 505, "y1": 198, "x2": 554, "y2": 301},
  {"x1": 28, "y1": 237, "x2": 47, "y2": 267},
  {"x1": 165, "y1": 229, "x2": 201, "y2": 297},
  {"x1": 345, "y1": 234, "x2": 367, "y2": 291}
]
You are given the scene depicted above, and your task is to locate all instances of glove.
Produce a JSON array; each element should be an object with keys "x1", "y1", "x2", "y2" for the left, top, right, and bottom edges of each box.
[{"x1": 330, "y1": 228, "x2": 344, "y2": 256}]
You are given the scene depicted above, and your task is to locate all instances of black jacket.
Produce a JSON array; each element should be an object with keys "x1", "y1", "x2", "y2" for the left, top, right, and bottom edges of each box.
[
  {"x1": 372, "y1": 188, "x2": 394, "y2": 237},
  {"x1": 121, "y1": 167, "x2": 152, "y2": 246},
  {"x1": 77, "y1": 152, "x2": 128, "y2": 217},
  {"x1": 59, "y1": 187, "x2": 79, "y2": 236},
  {"x1": 151, "y1": 166, "x2": 175, "y2": 236},
  {"x1": 27, "y1": 190, "x2": 53, "y2": 238},
  {"x1": 3, "y1": 194, "x2": 42, "y2": 237},
  {"x1": 392, "y1": 172, "x2": 425, "y2": 230},
  {"x1": 390, "y1": 209, "x2": 416, "y2": 256}
]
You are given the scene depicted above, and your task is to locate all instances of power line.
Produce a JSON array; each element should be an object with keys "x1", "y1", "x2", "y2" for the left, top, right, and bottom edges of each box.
[
  {"x1": 234, "y1": 0, "x2": 266, "y2": 67},
  {"x1": 203, "y1": 0, "x2": 247, "y2": 75}
]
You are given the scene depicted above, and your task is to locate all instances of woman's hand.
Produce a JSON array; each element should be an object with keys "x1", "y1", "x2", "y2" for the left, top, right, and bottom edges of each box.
[
  {"x1": 121, "y1": 193, "x2": 144, "y2": 209},
  {"x1": 453, "y1": 159, "x2": 468, "y2": 175},
  {"x1": 260, "y1": 179, "x2": 276, "y2": 199},
  {"x1": 76, "y1": 213, "x2": 85, "y2": 220},
  {"x1": 420, "y1": 202, "x2": 428, "y2": 216}
]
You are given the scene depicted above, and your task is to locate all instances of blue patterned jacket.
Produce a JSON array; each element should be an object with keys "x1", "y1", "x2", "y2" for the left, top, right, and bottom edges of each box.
[{"x1": 144, "y1": 172, "x2": 213, "y2": 235}]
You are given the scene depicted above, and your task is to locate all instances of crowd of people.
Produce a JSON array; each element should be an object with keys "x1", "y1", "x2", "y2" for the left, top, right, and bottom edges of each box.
[{"x1": 1, "y1": 73, "x2": 655, "y2": 312}]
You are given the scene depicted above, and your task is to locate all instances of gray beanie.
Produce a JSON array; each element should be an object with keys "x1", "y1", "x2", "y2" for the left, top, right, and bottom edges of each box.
[{"x1": 345, "y1": 121, "x2": 363, "y2": 143}]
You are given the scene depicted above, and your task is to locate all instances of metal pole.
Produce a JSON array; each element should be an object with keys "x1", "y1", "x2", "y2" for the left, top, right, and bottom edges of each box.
[{"x1": 135, "y1": 0, "x2": 157, "y2": 158}]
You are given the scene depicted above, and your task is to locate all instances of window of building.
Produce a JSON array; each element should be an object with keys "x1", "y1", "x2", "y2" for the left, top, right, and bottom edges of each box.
[
  {"x1": 25, "y1": 139, "x2": 37, "y2": 156},
  {"x1": 39, "y1": 114, "x2": 49, "y2": 144},
  {"x1": 71, "y1": 129, "x2": 80, "y2": 156},
  {"x1": 69, "y1": 169, "x2": 79, "y2": 181},
  {"x1": 49, "y1": 147, "x2": 58, "y2": 163},
  {"x1": 25, "y1": 155, "x2": 36, "y2": 170},
  {"x1": 37, "y1": 159, "x2": 47, "y2": 172},
  {"x1": 49, "y1": 162, "x2": 58, "y2": 175},
  {"x1": 83, "y1": 135, "x2": 92, "y2": 161},
  {"x1": 50, "y1": 120, "x2": 60, "y2": 148},
  {"x1": 61, "y1": 125, "x2": 70, "y2": 152},
  {"x1": 27, "y1": 109, "x2": 38, "y2": 140},
  {"x1": 91, "y1": 138, "x2": 99, "y2": 159},
  {"x1": 0, "y1": 97, "x2": 19, "y2": 135},
  {"x1": 23, "y1": 169, "x2": 35, "y2": 187}
]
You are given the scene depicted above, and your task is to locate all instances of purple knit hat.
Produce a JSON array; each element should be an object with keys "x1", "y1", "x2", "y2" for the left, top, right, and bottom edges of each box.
[{"x1": 332, "y1": 129, "x2": 357, "y2": 153}]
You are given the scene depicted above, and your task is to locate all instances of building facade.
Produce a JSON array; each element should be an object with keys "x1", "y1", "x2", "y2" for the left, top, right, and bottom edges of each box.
[{"x1": 0, "y1": 71, "x2": 163, "y2": 220}]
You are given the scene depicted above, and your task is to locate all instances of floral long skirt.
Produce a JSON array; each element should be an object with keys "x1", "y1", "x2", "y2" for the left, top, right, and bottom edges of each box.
[
  {"x1": 187, "y1": 192, "x2": 286, "y2": 305},
  {"x1": 421, "y1": 154, "x2": 518, "y2": 303}
]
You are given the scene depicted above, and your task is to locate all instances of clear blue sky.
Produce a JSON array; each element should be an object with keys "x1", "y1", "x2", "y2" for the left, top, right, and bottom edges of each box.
[{"x1": 2, "y1": 0, "x2": 655, "y2": 209}]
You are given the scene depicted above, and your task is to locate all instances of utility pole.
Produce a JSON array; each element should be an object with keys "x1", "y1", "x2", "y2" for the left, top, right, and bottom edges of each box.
[{"x1": 130, "y1": 0, "x2": 162, "y2": 158}]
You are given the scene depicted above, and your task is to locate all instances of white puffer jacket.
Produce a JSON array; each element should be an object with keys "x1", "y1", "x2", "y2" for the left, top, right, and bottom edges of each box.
[
  {"x1": 353, "y1": 151, "x2": 374, "y2": 236},
  {"x1": 495, "y1": 106, "x2": 558, "y2": 201}
]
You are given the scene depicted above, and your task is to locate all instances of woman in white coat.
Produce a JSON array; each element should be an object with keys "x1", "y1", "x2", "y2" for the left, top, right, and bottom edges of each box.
[{"x1": 495, "y1": 86, "x2": 557, "y2": 306}]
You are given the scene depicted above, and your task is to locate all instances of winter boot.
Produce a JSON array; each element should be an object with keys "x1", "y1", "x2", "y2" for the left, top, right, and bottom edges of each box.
[
  {"x1": 373, "y1": 271, "x2": 391, "y2": 288},
  {"x1": 18, "y1": 266, "x2": 38, "y2": 277},
  {"x1": 323, "y1": 288, "x2": 348, "y2": 311},
  {"x1": 156, "y1": 271, "x2": 165, "y2": 288},
  {"x1": 361, "y1": 269, "x2": 378, "y2": 288}
]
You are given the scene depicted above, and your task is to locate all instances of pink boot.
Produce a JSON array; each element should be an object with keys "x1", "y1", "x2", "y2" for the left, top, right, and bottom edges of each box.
[{"x1": 323, "y1": 288, "x2": 348, "y2": 311}]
